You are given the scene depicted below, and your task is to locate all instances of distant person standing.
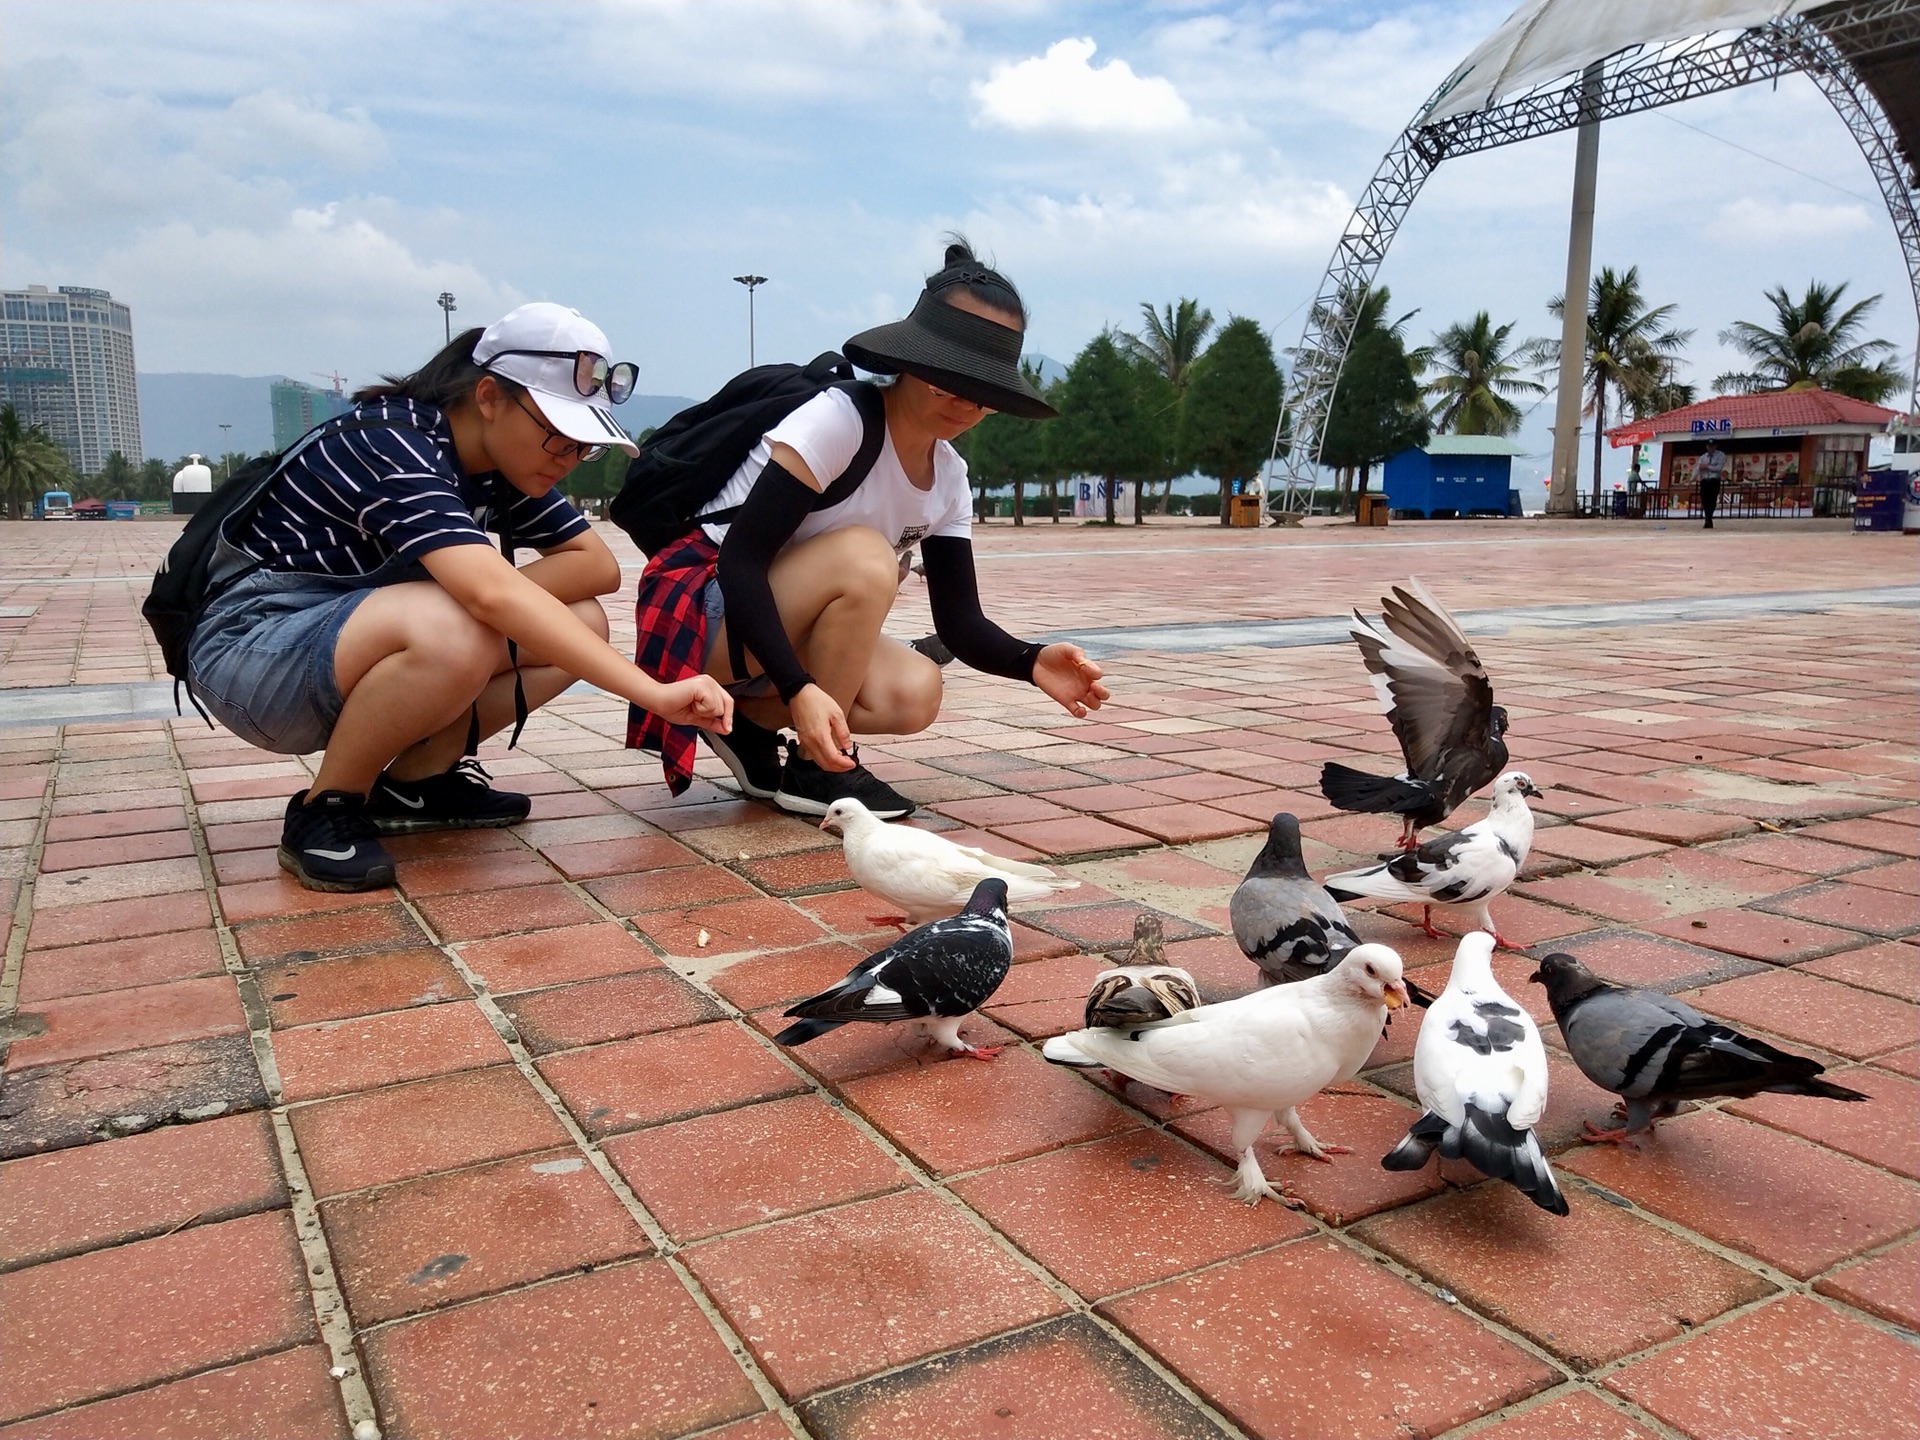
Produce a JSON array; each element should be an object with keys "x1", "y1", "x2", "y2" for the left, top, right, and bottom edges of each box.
[{"x1": 1696, "y1": 438, "x2": 1727, "y2": 529}]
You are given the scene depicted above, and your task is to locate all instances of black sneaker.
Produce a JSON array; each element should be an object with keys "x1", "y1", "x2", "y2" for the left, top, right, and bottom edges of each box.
[
  {"x1": 705, "y1": 714, "x2": 784, "y2": 800},
  {"x1": 368, "y1": 758, "x2": 531, "y2": 834},
  {"x1": 279, "y1": 790, "x2": 396, "y2": 892},
  {"x1": 773, "y1": 740, "x2": 914, "y2": 820}
]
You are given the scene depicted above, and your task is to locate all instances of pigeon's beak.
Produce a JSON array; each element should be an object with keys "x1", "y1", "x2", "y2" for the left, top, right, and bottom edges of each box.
[
  {"x1": 1520, "y1": 780, "x2": 1543, "y2": 798},
  {"x1": 1383, "y1": 980, "x2": 1409, "y2": 1010},
  {"x1": 818, "y1": 818, "x2": 835, "y2": 833}
]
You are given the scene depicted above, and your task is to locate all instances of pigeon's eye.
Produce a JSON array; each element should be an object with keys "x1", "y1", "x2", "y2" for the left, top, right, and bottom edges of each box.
[{"x1": 1364, "y1": 963, "x2": 1378, "y2": 978}]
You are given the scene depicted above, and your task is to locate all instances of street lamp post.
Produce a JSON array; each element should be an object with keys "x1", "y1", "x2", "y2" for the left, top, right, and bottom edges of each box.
[
  {"x1": 438, "y1": 292, "x2": 458, "y2": 345},
  {"x1": 732, "y1": 275, "x2": 767, "y2": 367},
  {"x1": 218, "y1": 423, "x2": 233, "y2": 483}
]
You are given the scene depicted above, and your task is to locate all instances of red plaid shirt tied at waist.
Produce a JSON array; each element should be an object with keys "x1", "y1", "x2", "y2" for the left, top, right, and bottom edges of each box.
[{"x1": 625, "y1": 531, "x2": 720, "y2": 794}]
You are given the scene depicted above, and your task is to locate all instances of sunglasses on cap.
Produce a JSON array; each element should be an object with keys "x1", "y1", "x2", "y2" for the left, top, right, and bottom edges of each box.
[
  {"x1": 511, "y1": 391, "x2": 607, "y2": 463},
  {"x1": 489, "y1": 348, "x2": 638, "y2": 405}
]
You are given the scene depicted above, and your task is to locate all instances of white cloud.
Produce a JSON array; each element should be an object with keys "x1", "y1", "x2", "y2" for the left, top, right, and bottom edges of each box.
[
  {"x1": 1715, "y1": 196, "x2": 1874, "y2": 243},
  {"x1": 972, "y1": 38, "x2": 1195, "y2": 135}
]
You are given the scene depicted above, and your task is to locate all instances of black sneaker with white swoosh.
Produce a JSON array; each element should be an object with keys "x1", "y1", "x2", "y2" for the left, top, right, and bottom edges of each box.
[
  {"x1": 368, "y1": 758, "x2": 532, "y2": 834},
  {"x1": 278, "y1": 789, "x2": 397, "y2": 892}
]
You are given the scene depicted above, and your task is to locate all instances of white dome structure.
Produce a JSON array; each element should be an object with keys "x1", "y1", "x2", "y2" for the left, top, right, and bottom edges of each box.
[{"x1": 172, "y1": 453, "x2": 215, "y2": 515}]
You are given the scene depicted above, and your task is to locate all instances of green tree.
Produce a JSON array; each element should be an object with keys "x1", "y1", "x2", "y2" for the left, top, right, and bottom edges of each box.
[
  {"x1": 138, "y1": 458, "x2": 171, "y2": 503},
  {"x1": 0, "y1": 404, "x2": 74, "y2": 519},
  {"x1": 958, "y1": 362, "x2": 1056, "y2": 526},
  {"x1": 1318, "y1": 286, "x2": 1429, "y2": 510},
  {"x1": 1715, "y1": 280, "x2": 1903, "y2": 401},
  {"x1": 1421, "y1": 311, "x2": 1543, "y2": 436},
  {"x1": 1121, "y1": 298, "x2": 1214, "y2": 390},
  {"x1": 1179, "y1": 316, "x2": 1282, "y2": 524},
  {"x1": 82, "y1": 450, "x2": 138, "y2": 502},
  {"x1": 1048, "y1": 332, "x2": 1161, "y2": 525},
  {"x1": 1527, "y1": 265, "x2": 1691, "y2": 510}
]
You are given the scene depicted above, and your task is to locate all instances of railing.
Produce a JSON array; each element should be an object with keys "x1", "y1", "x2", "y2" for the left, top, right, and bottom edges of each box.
[{"x1": 1632, "y1": 485, "x2": 1855, "y2": 519}]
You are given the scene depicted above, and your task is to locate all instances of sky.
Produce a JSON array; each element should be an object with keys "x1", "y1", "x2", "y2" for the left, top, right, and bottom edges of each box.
[{"x1": 4, "y1": 0, "x2": 1914, "y2": 495}]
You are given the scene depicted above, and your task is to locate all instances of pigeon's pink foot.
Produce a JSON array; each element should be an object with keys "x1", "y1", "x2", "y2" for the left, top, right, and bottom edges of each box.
[
  {"x1": 866, "y1": 914, "x2": 912, "y2": 931},
  {"x1": 1417, "y1": 906, "x2": 1447, "y2": 940},
  {"x1": 1580, "y1": 1120, "x2": 1638, "y2": 1145},
  {"x1": 951, "y1": 1044, "x2": 1004, "y2": 1062},
  {"x1": 1489, "y1": 930, "x2": 1524, "y2": 952},
  {"x1": 1305, "y1": 1144, "x2": 1353, "y2": 1164}
]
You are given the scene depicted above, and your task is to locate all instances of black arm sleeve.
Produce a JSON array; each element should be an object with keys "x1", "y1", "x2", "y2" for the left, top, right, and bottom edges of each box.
[
  {"x1": 919, "y1": 535, "x2": 1044, "y2": 684},
  {"x1": 714, "y1": 462, "x2": 817, "y2": 702}
]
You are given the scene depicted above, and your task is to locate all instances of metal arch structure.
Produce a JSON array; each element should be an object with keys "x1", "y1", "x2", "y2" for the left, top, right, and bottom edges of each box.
[{"x1": 1270, "y1": 0, "x2": 1920, "y2": 517}]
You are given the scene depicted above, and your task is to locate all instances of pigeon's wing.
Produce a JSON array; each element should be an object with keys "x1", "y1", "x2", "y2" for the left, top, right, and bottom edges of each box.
[
  {"x1": 1560, "y1": 987, "x2": 1709, "y2": 1098},
  {"x1": 871, "y1": 910, "x2": 1015, "y2": 1017},
  {"x1": 1230, "y1": 875, "x2": 1359, "y2": 975},
  {"x1": 1322, "y1": 859, "x2": 1425, "y2": 905},
  {"x1": 784, "y1": 956, "x2": 922, "y2": 1025},
  {"x1": 1391, "y1": 829, "x2": 1516, "y2": 905},
  {"x1": 947, "y1": 845, "x2": 1062, "y2": 882},
  {"x1": 1350, "y1": 581, "x2": 1495, "y2": 784},
  {"x1": 1416, "y1": 984, "x2": 1540, "y2": 1121}
]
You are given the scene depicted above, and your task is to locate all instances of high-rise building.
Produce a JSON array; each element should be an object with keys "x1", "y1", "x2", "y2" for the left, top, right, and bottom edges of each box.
[
  {"x1": 0, "y1": 284, "x2": 143, "y2": 472},
  {"x1": 270, "y1": 378, "x2": 352, "y2": 450}
]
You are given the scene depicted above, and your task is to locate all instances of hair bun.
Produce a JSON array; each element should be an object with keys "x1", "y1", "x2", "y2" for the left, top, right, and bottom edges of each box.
[{"x1": 942, "y1": 241, "x2": 975, "y2": 269}]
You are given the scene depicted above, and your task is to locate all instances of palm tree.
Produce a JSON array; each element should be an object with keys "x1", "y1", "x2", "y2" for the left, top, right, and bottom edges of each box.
[
  {"x1": 1290, "y1": 283, "x2": 1421, "y2": 511},
  {"x1": 1121, "y1": 299, "x2": 1214, "y2": 390},
  {"x1": 1527, "y1": 266, "x2": 1692, "y2": 510},
  {"x1": 1420, "y1": 312, "x2": 1544, "y2": 436},
  {"x1": 1715, "y1": 280, "x2": 1903, "y2": 402},
  {"x1": 0, "y1": 404, "x2": 73, "y2": 520}
]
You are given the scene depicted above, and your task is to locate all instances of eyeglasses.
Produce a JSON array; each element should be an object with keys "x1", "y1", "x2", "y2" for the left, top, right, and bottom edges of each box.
[
  {"x1": 511, "y1": 391, "x2": 606, "y2": 463},
  {"x1": 490, "y1": 348, "x2": 637, "y2": 405}
]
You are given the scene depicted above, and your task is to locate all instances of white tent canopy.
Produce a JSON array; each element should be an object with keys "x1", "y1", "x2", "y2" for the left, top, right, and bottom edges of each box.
[{"x1": 1424, "y1": 0, "x2": 1830, "y2": 122}]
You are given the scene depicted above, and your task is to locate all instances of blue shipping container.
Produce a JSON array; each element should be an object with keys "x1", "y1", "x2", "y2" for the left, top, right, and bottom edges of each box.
[{"x1": 1382, "y1": 438, "x2": 1527, "y2": 518}]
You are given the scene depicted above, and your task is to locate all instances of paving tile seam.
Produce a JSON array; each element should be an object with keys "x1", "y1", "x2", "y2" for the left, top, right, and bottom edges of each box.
[
  {"x1": 0, "y1": 1338, "x2": 330, "y2": 1430},
  {"x1": 1432, "y1": 1380, "x2": 1687, "y2": 1440},
  {"x1": 393, "y1": 891, "x2": 810, "y2": 1435},
  {"x1": 164, "y1": 726, "x2": 386, "y2": 1440},
  {"x1": 0, "y1": 756, "x2": 53, "y2": 1017}
]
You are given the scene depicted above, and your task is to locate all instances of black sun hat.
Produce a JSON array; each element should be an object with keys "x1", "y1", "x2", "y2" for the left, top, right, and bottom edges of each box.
[{"x1": 844, "y1": 279, "x2": 1057, "y2": 421}]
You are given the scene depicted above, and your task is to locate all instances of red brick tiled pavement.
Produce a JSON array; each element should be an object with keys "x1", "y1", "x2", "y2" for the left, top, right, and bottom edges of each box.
[{"x1": 2, "y1": 516, "x2": 1916, "y2": 1438}]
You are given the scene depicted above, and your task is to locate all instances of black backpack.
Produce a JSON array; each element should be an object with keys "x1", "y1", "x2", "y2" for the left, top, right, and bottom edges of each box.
[
  {"x1": 142, "y1": 416, "x2": 418, "y2": 720},
  {"x1": 608, "y1": 351, "x2": 886, "y2": 554}
]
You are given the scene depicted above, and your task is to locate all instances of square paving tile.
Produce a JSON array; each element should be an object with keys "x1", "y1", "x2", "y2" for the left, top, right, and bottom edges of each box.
[
  {"x1": 234, "y1": 903, "x2": 429, "y2": 963},
  {"x1": 535, "y1": 831, "x2": 702, "y2": 881},
  {"x1": 603, "y1": 1093, "x2": 905, "y2": 1242},
  {"x1": 0, "y1": 1110, "x2": 284, "y2": 1270},
  {"x1": 1647, "y1": 906, "x2": 1858, "y2": 964},
  {"x1": 4, "y1": 976, "x2": 246, "y2": 1073},
  {"x1": 273, "y1": 1002, "x2": 512, "y2": 1102},
  {"x1": 496, "y1": 969, "x2": 721, "y2": 1054},
  {"x1": 1814, "y1": 1235, "x2": 1920, "y2": 1329},
  {"x1": 0, "y1": 1345, "x2": 348, "y2": 1440},
  {"x1": 1351, "y1": 1184, "x2": 1776, "y2": 1371},
  {"x1": 362, "y1": 1261, "x2": 759, "y2": 1440},
  {"x1": 1559, "y1": 1109, "x2": 1920, "y2": 1279},
  {"x1": 410, "y1": 883, "x2": 600, "y2": 943},
  {"x1": 1803, "y1": 815, "x2": 1920, "y2": 857},
  {"x1": 288, "y1": 1066, "x2": 570, "y2": 1197},
  {"x1": 1586, "y1": 808, "x2": 1753, "y2": 845},
  {"x1": 1605, "y1": 1293, "x2": 1920, "y2": 1440},
  {"x1": 397, "y1": 850, "x2": 561, "y2": 897},
  {"x1": 950, "y1": 1129, "x2": 1313, "y2": 1298},
  {"x1": 584, "y1": 862, "x2": 759, "y2": 915},
  {"x1": 682, "y1": 1187, "x2": 1066, "y2": 1398},
  {"x1": 260, "y1": 948, "x2": 471, "y2": 1029},
  {"x1": 1464, "y1": 1390, "x2": 1663, "y2": 1440},
  {"x1": 1685, "y1": 967, "x2": 1918, "y2": 1060},
  {"x1": 988, "y1": 815, "x2": 1156, "y2": 858},
  {"x1": 0, "y1": 1210, "x2": 312, "y2": 1424},
  {"x1": 455, "y1": 921, "x2": 662, "y2": 994},
  {"x1": 1799, "y1": 939, "x2": 1920, "y2": 1001},
  {"x1": 838, "y1": 1046, "x2": 1141, "y2": 1175},
  {"x1": 322, "y1": 1147, "x2": 646, "y2": 1324},
  {"x1": 16, "y1": 930, "x2": 224, "y2": 1004},
  {"x1": 1100, "y1": 1237, "x2": 1559, "y2": 1440},
  {"x1": 795, "y1": 1314, "x2": 1219, "y2": 1440},
  {"x1": 630, "y1": 896, "x2": 829, "y2": 958},
  {"x1": 1758, "y1": 880, "x2": 1920, "y2": 937},
  {"x1": 537, "y1": 1020, "x2": 804, "y2": 1138},
  {"x1": 26, "y1": 890, "x2": 210, "y2": 951}
]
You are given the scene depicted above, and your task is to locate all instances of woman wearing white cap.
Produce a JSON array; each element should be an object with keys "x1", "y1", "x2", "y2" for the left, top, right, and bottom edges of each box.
[{"x1": 187, "y1": 302, "x2": 731, "y2": 893}]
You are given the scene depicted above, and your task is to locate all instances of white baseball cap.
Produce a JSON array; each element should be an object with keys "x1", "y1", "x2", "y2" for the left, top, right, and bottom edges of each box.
[{"x1": 473, "y1": 302, "x2": 639, "y2": 456}]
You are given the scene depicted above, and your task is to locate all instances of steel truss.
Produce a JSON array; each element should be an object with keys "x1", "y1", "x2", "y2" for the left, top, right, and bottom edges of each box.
[{"x1": 1271, "y1": 0, "x2": 1920, "y2": 516}]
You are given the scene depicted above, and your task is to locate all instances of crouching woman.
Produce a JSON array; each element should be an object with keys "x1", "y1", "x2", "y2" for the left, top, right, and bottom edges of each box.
[{"x1": 188, "y1": 303, "x2": 731, "y2": 892}]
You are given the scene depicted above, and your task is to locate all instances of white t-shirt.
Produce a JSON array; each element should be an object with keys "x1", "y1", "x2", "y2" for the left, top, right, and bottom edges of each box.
[{"x1": 699, "y1": 387, "x2": 972, "y2": 556}]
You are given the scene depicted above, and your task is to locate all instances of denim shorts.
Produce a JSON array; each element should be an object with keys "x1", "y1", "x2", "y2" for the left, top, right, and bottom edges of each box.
[
  {"x1": 701, "y1": 579, "x2": 777, "y2": 700},
  {"x1": 187, "y1": 542, "x2": 427, "y2": 755}
]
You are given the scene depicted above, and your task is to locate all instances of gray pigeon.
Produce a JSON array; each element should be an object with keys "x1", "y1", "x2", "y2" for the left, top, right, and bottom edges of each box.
[
  {"x1": 1234, "y1": 813, "x2": 1433, "y2": 1006},
  {"x1": 1530, "y1": 952, "x2": 1869, "y2": 1141},
  {"x1": 1084, "y1": 913, "x2": 1202, "y2": 1028}
]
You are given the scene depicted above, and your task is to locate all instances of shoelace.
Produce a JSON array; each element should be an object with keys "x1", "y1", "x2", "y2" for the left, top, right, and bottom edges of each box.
[{"x1": 447, "y1": 757, "x2": 494, "y2": 788}]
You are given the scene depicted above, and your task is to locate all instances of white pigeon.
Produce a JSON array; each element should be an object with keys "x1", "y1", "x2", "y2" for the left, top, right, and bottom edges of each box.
[
  {"x1": 820, "y1": 797, "x2": 1079, "y2": 925},
  {"x1": 1044, "y1": 945, "x2": 1410, "y2": 1206},
  {"x1": 1321, "y1": 770, "x2": 1541, "y2": 949},
  {"x1": 1382, "y1": 932, "x2": 1567, "y2": 1214}
]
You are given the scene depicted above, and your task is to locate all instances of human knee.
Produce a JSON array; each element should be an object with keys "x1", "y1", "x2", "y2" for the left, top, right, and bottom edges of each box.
[
  {"x1": 885, "y1": 653, "x2": 943, "y2": 733},
  {"x1": 829, "y1": 527, "x2": 901, "y2": 599},
  {"x1": 407, "y1": 596, "x2": 498, "y2": 686},
  {"x1": 569, "y1": 597, "x2": 611, "y2": 642}
]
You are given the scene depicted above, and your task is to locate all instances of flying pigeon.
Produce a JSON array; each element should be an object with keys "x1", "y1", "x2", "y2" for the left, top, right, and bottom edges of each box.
[
  {"x1": 1323, "y1": 771, "x2": 1541, "y2": 949},
  {"x1": 1320, "y1": 578, "x2": 1509, "y2": 847},
  {"x1": 1383, "y1": 932, "x2": 1568, "y2": 1215},
  {"x1": 1044, "y1": 945, "x2": 1410, "y2": 1205},
  {"x1": 821, "y1": 797, "x2": 1079, "y2": 926},
  {"x1": 773, "y1": 878, "x2": 1012, "y2": 1058},
  {"x1": 1530, "y1": 951, "x2": 1870, "y2": 1142},
  {"x1": 1084, "y1": 913, "x2": 1202, "y2": 1028}
]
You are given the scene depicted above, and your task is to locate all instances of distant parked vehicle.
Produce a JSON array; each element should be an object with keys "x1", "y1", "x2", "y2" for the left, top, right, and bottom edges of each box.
[
  {"x1": 72, "y1": 497, "x2": 108, "y2": 520},
  {"x1": 35, "y1": 489, "x2": 73, "y2": 520}
]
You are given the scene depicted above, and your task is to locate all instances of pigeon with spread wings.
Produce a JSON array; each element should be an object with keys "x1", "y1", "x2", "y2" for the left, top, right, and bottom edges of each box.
[{"x1": 1321, "y1": 578, "x2": 1509, "y2": 847}]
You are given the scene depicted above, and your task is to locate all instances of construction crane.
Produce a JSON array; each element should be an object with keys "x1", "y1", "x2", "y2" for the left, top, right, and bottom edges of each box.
[{"x1": 313, "y1": 369, "x2": 349, "y2": 395}]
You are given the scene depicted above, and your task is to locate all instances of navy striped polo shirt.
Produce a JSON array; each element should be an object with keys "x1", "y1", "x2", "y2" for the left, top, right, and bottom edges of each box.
[{"x1": 235, "y1": 397, "x2": 589, "y2": 577}]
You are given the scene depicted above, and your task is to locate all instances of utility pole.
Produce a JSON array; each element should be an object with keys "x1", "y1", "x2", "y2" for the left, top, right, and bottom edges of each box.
[
  {"x1": 218, "y1": 423, "x2": 233, "y2": 482},
  {"x1": 438, "y1": 292, "x2": 457, "y2": 345},
  {"x1": 1547, "y1": 61, "x2": 1603, "y2": 518},
  {"x1": 733, "y1": 275, "x2": 767, "y2": 367}
]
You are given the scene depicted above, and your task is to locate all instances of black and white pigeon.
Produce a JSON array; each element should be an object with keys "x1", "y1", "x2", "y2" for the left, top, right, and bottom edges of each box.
[
  {"x1": 1320, "y1": 578, "x2": 1510, "y2": 848},
  {"x1": 1383, "y1": 932, "x2": 1568, "y2": 1215},
  {"x1": 1084, "y1": 913, "x2": 1202, "y2": 1028},
  {"x1": 1323, "y1": 770, "x2": 1541, "y2": 949},
  {"x1": 1530, "y1": 951, "x2": 1870, "y2": 1143},
  {"x1": 773, "y1": 878, "x2": 1013, "y2": 1058},
  {"x1": 1046, "y1": 945, "x2": 1411, "y2": 1206},
  {"x1": 1229, "y1": 813, "x2": 1435, "y2": 1008}
]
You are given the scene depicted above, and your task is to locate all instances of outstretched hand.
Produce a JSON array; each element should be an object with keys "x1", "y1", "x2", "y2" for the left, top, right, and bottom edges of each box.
[
  {"x1": 651, "y1": 675, "x2": 735, "y2": 733},
  {"x1": 1033, "y1": 643, "x2": 1108, "y2": 719},
  {"x1": 790, "y1": 683, "x2": 856, "y2": 772}
]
